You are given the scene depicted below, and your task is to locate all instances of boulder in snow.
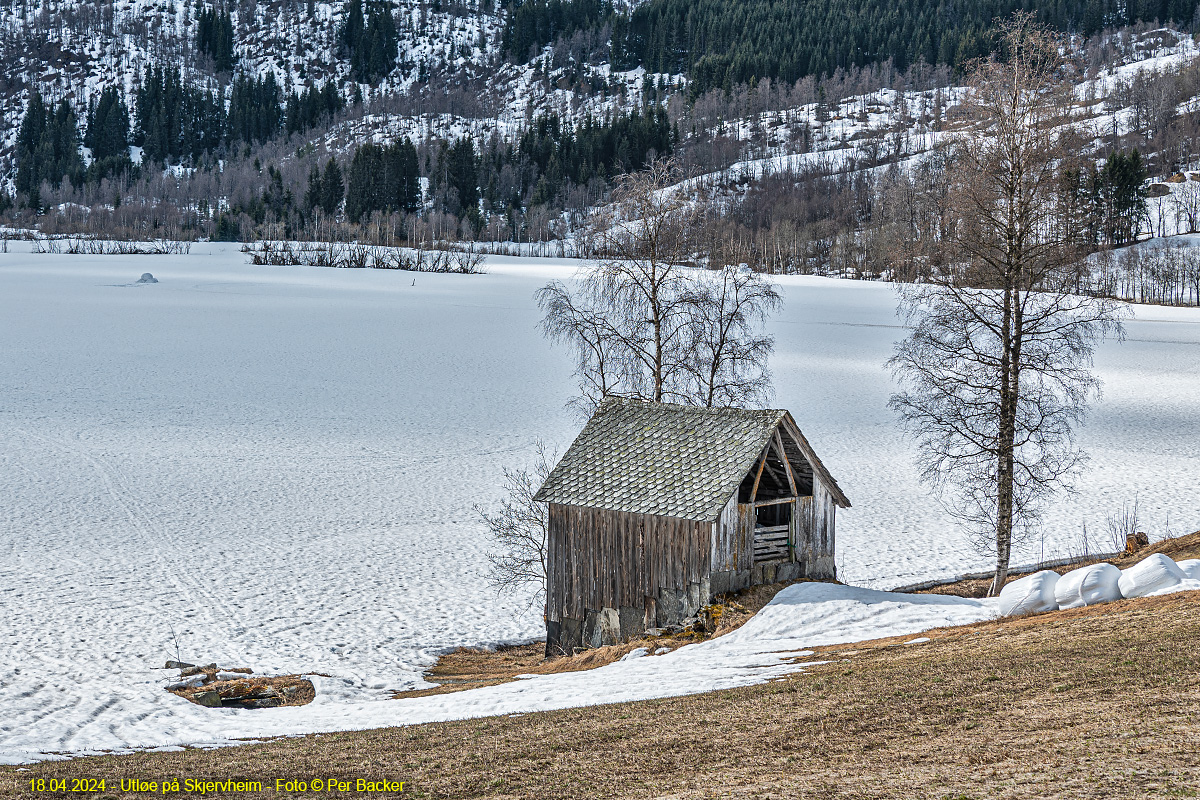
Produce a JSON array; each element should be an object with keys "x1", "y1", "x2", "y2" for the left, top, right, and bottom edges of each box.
[
  {"x1": 1118, "y1": 553, "x2": 1185, "y2": 599},
  {"x1": 136, "y1": 272, "x2": 158, "y2": 283},
  {"x1": 998, "y1": 570, "x2": 1060, "y2": 617},
  {"x1": 1176, "y1": 559, "x2": 1200, "y2": 580}
]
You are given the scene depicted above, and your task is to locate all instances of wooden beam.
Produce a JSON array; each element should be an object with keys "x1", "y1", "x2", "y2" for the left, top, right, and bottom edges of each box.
[
  {"x1": 761, "y1": 461, "x2": 786, "y2": 492},
  {"x1": 752, "y1": 497, "x2": 795, "y2": 508},
  {"x1": 774, "y1": 430, "x2": 799, "y2": 497},
  {"x1": 779, "y1": 414, "x2": 852, "y2": 508},
  {"x1": 749, "y1": 445, "x2": 769, "y2": 502}
]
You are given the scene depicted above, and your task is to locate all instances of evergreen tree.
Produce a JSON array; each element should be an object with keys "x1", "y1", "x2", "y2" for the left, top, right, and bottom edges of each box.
[
  {"x1": 228, "y1": 72, "x2": 282, "y2": 145},
  {"x1": 343, "y1": 140, "x2": 417, "y2": 221},
  {"x1": 445, "y1": 137, "x2": 479, "y2": 214},
  {"x1": 1100, "y1": 149, "x2": 1148, "y2": 245},
  {"x1": 15, "y1": 90, "x2": 47, "y2": 198},
  {"x1": 197, "y1": 6, "x2": 236, "y2": 71},
  {"x1": 134, "y1": 65, "x2": 226, "y2": 162},
  {"x1": 339, "y1": 0, "x2": 397, "y2": 84},
  {"x1": 320, "y1": 157, "x2": 345, "y2": 215},
  {"x1": 394, "y1": 139, "x2": 421, "y2": 212},
  {"x1": 285, "y1": 81, "x2": 344, "y2": 135},
  {"x1": 305, "y1": 163, "x2": 323, "y2": 210}
]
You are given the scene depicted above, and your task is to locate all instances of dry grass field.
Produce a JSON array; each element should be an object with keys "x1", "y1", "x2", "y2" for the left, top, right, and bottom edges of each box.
[{"x1": 4, "y1": 584, "x2": 1200, "y2": 799}]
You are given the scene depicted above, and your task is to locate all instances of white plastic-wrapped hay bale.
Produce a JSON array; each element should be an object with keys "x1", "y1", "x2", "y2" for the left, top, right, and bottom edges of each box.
[
  {"x1": 1078, "y1": 563, "x2": 1123, "y2": 606},
  {"x1": 1053, "y1": 562, "x2": 1122, "y2": 609},
  {"x1": 998, "y1": 570, "x2": 1060, "y2": 617},
  {"x1": 1176, "y1": 559, "x2": 1200, "y2": 581},
  {"x1": 1118, "y1": 553, "x2": 1186, "y2": 599},
  {"x1": 1054, "y1": 566, "x2": 1089, "y2": 610}
]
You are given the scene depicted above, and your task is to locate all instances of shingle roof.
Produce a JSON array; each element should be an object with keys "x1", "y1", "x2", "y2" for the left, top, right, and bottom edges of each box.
[{"x1": 533, "y1": 398, "x2": 791, "y2": 522}]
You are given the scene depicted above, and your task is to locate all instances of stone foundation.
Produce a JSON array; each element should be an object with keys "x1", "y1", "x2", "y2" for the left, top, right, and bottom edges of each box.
[{"x1": 545, "y1": 558, "x2": 837, "y2": 656}]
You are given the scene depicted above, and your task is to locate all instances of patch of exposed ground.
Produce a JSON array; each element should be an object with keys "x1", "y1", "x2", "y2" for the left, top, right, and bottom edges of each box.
[
  {"x1": 5, "y1": 589, "x2": 1200, "y2": 799},
  {"x1": 169, "y1": 674, "x2": 316, "y2": 709},
  {"x1": 162, "y1": 661, "x2": 316, "y2": 709}
]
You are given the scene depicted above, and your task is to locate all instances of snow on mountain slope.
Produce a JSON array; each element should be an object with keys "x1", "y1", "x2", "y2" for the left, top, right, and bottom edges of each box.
[
  {"x1": 1, "y1": 245, "x2": 1199, "y2": 762},
  {"x1": 0, "y1": 0, "x2": 671, "y2": 173}
]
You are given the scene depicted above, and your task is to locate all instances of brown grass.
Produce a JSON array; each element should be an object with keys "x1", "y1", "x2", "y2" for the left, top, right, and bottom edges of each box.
[{"x1": 6, "y1": 589, "x2": 1200, "y2": 799}]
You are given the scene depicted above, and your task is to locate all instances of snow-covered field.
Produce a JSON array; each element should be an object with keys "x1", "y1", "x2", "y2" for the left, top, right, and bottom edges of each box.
[{"x1": 2, "y1": 244, "x2": 1200, "y2": 763}]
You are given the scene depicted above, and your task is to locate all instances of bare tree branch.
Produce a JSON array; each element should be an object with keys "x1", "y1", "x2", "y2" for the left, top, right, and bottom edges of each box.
[{"x1": 475, "y1": 442, "x2": 556, "y2": 610}]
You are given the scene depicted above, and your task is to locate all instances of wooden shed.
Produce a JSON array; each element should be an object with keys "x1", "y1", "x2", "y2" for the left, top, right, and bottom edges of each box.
[{"x1": 533, "y1": 398, "x2": 850, "y2": 655}]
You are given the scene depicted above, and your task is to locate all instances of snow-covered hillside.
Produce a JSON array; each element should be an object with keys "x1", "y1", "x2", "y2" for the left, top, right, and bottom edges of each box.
[
  {"x1": 0, "y1": 0, "x2": 674, "y2": 173},
  {"x1": 1, "y1": 245, "x2": 1199, "y2": 762}
]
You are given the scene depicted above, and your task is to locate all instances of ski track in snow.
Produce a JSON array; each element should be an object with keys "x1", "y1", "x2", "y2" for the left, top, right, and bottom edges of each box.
[{"x1": 2, "y1": 243, "x2": 1199, "y2": 762}]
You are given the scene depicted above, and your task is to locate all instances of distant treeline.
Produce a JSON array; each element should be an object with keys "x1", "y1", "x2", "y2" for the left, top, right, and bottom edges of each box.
[
  {"x1": 221, "y1": 104, "x2": 673, "y2": 234},
  {"x1": 502, "y1": 0, "x2": 1199, "y2": 93},
  {"x1": 194, "y1": 0, "x2": 395, "y2": 83}
]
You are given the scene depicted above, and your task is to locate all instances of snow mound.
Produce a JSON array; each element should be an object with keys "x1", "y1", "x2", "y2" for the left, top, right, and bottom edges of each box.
[
  {"x1": 1054, "y1": 563, "x2": 1122, "y2": 609},
  {"x1": 998, "y1": 570, "x2": 1060, "y2": 617},
  {"x1": 1175, "y1": 559, "x2": 1200, "y2": 580},
  {"x1": 1118, "y1": 553, "x2": 1186, "y2": 598}
]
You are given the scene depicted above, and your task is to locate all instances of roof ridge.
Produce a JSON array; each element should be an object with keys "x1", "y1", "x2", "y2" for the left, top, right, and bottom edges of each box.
[{"x1": 601, "y1": 397, "x2": 785, "y2": 418}]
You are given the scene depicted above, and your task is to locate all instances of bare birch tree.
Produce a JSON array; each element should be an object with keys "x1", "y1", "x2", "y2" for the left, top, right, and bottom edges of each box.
[
  {"x1": 684, "y1": 265, "x2": 782, "y2": 407},
  {"x1": 476, "y1": 442, "x2": 556, "y2": 608},
  {"x1": 888, "y1": 14, "x2": 1126, "y2": 596},
  {"x1": 538, "y1": 158, "x2": 782, "y2": 414}
]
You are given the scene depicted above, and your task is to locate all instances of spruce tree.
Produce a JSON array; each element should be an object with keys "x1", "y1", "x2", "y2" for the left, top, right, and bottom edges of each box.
[
  {"x1": 305, "y1": 163, "x2": 323, "y2": 210},
  {"x1": 320, "y1": 157, "x2": 344, "y2": 216},
  {"x1": 15, "y1": 90, "x2": 47, "y2": 198}
]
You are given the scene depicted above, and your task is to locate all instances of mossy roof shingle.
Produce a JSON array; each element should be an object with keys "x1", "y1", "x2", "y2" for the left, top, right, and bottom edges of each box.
[{"x1": 534, "y1": 398, "x2": 793, "y2": 522}]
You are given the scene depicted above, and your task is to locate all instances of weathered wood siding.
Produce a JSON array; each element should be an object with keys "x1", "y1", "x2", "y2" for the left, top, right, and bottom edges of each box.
[
  {"x1": 710, "y1": 490, "x2": 747, "y2": 572},
  {"x1": 792, "y1": 495, "x2": 814, "y2": 562},
  {"x1": 806, "y1": 478, "x2": 838, "y2": 578},
  {"x1": 546, "y1": 503, "x2": 713, "y2": 623},
  {"x1": 813, "y1": 479, "x2": 836, "y2": 556}
]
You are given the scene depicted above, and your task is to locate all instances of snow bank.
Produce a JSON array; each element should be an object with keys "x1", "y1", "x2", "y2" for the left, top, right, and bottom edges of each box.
[
  {"x1": 998, "y1": 570, "x2": 1060, "y2": 617},
  {"x1": 1118, "y1": 553, "x2": 1186, "y2": 598},
  {"x1": 1054, "y1": 563, "x2": 1122, "y2": 609}
]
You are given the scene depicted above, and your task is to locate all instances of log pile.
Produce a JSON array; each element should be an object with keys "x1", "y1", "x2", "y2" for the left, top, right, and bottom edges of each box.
[{"x1": 164, "y1": 661, "x2": 315, "y2": 709}]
